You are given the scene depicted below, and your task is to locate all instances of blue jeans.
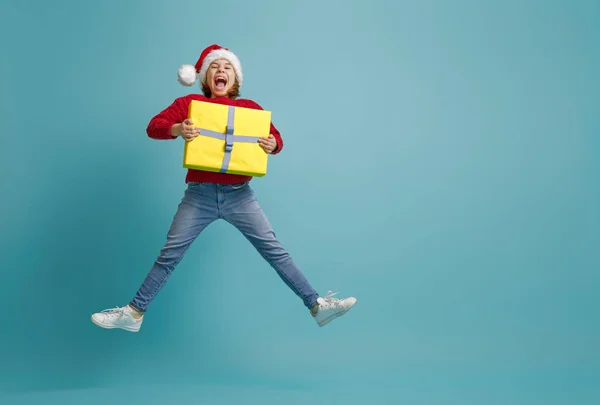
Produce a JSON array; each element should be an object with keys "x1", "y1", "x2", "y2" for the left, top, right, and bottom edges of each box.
[{"x1": 130, "y1": 181, "x2": 319, "y2": 312}]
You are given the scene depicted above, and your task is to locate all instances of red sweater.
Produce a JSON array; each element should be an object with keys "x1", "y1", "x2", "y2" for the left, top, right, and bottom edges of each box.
[{"x1": 146, "y1": 94, "x2": 283, "y2": 184}]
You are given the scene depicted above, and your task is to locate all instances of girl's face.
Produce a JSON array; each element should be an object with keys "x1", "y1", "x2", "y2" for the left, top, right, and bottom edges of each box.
[{"x1": 206, "y1": 58, "x2": 236, "y2": 98}]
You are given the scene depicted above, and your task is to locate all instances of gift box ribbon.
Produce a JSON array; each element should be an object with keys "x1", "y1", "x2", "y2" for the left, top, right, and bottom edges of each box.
[{"x1": 197, "y1": 106, "x2": 262, "y2": 173}]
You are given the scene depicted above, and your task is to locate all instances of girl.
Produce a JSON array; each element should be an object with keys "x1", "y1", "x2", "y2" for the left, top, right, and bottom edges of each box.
[{"x1": 91, "y1": 44, "x2": 356, "y2": 332}]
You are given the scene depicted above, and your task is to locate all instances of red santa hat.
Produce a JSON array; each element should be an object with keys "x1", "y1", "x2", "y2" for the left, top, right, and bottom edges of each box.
[{"x1": 177, "y1": 44, "x2": 243, "y2": 88}]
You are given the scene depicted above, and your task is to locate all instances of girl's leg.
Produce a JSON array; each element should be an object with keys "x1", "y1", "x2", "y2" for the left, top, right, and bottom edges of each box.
[
  {"x1": 221, "y1": 182, "x2": 319, "y2": 309},
  {"x1": 129, "y1": 183, "x2": 219, "y2": 312}
]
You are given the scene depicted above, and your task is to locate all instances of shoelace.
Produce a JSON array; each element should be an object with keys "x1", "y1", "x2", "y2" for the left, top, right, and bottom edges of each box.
[
  {"x1": 101, "y1": 306, "x2": 127, "y2": 319},
  {"x1": 322, "y1": 290, "x2": 341, "y2": 304}
]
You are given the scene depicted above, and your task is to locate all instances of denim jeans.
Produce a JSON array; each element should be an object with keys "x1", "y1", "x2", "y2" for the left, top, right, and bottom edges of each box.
[{"x1": 130, "y1": 181, "x2": 319, "y2": 312}]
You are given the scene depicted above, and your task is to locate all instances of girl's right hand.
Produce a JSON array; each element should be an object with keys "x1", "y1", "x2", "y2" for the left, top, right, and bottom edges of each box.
[{"x1": 180, "y1": 119, "x2": 199, "y2": 142}]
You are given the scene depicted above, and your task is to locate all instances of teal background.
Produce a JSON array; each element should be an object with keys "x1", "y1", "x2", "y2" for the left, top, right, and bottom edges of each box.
[{"x1": 1, "y1": 0, "x2": 598, "y2": 404}]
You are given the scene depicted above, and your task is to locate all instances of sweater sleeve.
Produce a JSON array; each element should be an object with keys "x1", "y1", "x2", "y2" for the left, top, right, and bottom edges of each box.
[
  {"x1": 240, "y1": 99, "x2": 284, "y2": 155},
  {"x1": 146, "y1": 96, "x2": 190, "y2": 140}
]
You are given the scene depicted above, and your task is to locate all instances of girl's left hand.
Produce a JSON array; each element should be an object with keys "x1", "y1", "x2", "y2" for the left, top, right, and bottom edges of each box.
[{"x1": 258, "y1": 134, "x2": 277, "y2": 154}]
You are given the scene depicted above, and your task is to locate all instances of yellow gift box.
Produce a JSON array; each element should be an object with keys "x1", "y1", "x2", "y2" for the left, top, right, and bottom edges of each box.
[{"x1": 183, "y1": 100, "x2": 271, "y2": 177}]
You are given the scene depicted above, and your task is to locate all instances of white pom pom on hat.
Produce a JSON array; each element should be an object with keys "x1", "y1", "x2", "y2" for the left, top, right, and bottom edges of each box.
[
  {"x1": 177, "y1": 44, "x2": 243, "y2": 88},
  {"x1": 177, "y1": 64, "x2": 197, "y2": 86}
]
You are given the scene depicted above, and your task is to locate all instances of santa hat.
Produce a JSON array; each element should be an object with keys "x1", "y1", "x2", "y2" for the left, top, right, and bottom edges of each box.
[{"x1": 177, "y1": 44, "x2": 243, "y2": 88}]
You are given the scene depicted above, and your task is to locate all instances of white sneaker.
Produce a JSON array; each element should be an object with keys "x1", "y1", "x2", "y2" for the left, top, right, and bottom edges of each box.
[
  {"x1": 91, "y1": 305, "x2": 143, "y2": 332},
  {"x1": 312, "y1": 291, "x2": 357, "y2": 327}
]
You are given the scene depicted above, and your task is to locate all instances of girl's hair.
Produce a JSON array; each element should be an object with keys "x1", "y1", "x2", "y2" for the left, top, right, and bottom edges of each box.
[{"x1": 201, "y1": 80, "x2": 240, "y2": 99}]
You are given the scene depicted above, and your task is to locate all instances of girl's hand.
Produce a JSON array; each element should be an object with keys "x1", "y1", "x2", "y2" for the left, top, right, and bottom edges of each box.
[
  {"x1": 178, "y1": 119, "x2": 199, "y2": 142},
  {"x1": 258, "y1": 134, "x2": 277, "y2": 154}
]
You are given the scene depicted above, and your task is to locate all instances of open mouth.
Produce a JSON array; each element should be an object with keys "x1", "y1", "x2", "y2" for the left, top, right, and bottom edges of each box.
[{"x1": 214, "y1": 76, "x2": 228, "y2": 90}]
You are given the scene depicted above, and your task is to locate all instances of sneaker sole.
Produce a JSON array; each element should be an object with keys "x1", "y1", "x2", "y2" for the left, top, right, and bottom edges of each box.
[
  {"x1": 91, "y1": 315, "x2": 141, "y2": 332},
  {"x1": 317, "y1": 300, "x2": 357, "y2": 327}
]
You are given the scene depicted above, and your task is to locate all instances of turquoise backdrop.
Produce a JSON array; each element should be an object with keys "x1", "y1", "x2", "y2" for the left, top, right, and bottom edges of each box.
[{"x1": 1, "y1": 0, "x2": 598, "y2": 404}]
